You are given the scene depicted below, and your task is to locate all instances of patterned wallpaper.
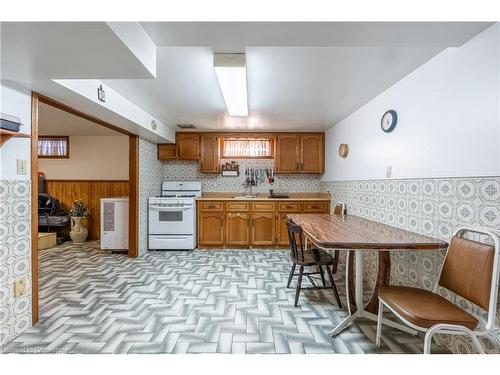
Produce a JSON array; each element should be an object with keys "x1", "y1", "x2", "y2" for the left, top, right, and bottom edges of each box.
[
  {"x1": 0, "y1": 180, "x2": 32, "y2": 346},
  {"x1": 138, "y1": 139, "x2": 164, "y2": 255},
  {"x1": 320, "y1": 177, "x2": 500, "y2": 354}
]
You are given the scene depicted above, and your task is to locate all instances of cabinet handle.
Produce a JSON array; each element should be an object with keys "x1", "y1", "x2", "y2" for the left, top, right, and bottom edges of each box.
[
  {"x1": 296, "y1": 162, "x2": 299, "y2": 171},
  {"x1": 208, "y1": 205, "x2": 216, "y2": 209},
  {"x1": 220, "y1": 217, "x2": 224, "y2": 226}
]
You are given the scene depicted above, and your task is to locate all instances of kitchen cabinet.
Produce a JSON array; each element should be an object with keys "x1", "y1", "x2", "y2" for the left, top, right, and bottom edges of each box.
[
  {"x1": 158, "y1": 144, "x2": 177, "y2": 160},
  {"x1": 198, "y1": 211, "x2": 224, "y2": 245},
  {"x1": 177, "y1": 133, "x2": 200, "y2": 160},
  {"x1": 200, "y1": 134, "x2": 220, "y2": 173},
  {"x1": 276, "y1": 213, "x2": 291, "y2": 246},
  {"x1": 275, "y1": 134, "x2": 300, "y2": 173},
  {"x1": 300, "y1": 134, "x2": 324, "y2": 173},
  {"x1": 250, "y1": 212, "x2": 275, "y2": 245},
  {"x1": 159, "y1": 132, "x2": 324, "y2": 174},
  {"x1": 226, "y1": 212, "x2": 250, "y2": 245},
  {"x1": 197, "y1": 198, "x2": 329, "y2": 248},
  {"x1": 275, "y1": 133, "x2": 324, "y2": 174}
]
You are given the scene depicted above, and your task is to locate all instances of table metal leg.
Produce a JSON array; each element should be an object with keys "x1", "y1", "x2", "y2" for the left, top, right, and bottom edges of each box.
[{"x1": 329, "y1": 249, "x2": 418, "y2": 337}]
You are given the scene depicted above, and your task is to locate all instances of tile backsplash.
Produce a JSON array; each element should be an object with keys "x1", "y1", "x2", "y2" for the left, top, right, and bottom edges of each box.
[
  {"x1": 162, "y1": 159, "x2": 322, "y2": 193},
  {"x1": 321, "y1": 177, "x2": 500, "y2": 354}
]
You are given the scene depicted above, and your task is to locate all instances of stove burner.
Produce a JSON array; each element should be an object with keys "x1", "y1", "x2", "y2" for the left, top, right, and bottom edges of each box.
[
  {"x1": 178, "y1": 194, "x2": 196, "y2": 198},
  {"x1": 161, "y1": 194, "x2": 176, "y2": 198}
]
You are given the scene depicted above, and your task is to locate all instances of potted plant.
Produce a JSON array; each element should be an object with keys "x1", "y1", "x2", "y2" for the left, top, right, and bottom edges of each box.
[{"x1": 68, "y1": 199, "x2": 91, "y2": 243}]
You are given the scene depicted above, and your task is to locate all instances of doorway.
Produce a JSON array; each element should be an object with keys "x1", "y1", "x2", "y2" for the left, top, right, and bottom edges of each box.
[{"x1": 30, "y1": 92, "x2": 139, "y2": 324}]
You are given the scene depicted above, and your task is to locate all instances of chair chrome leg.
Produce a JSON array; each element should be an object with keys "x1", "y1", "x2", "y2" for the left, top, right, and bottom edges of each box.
[
  {"x1": 326, "y1": 266, "x2": 342, "y2": 308},
  {"x1": 287, "y1": 263, "x2": 296, "y2": 288},
  {"x1": 294, "y1": 265, "x2": 304, "y2": 307},
  {"x1": 376, "y1": 300, "x2": 384, "y2": 347},
  {"x1": 470, "y1": 334, "x2": 485, "y2": 354},
  {"x1": 423, "y1": 330, "x2": 433, "y2": 354}
]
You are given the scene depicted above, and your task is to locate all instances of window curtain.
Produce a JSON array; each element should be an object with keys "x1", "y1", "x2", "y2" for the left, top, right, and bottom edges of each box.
[
  {"x1": 223, "y1": 139, "x2": 271, "y2": 157},
  {"x1": 38, "y1": 138, "x2": 67, "y2": 156}
]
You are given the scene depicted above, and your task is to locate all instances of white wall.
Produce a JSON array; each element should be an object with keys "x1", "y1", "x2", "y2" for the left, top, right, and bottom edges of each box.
[
  {"x1": 38, "y1": 136, "x2": 129, "y2": 180},
  {"x1": 322, "y1": 23, "x2": 500, "y2": 181},
  {"x1": 0, "y1": 82, "x2": 32, "y2": 180}
]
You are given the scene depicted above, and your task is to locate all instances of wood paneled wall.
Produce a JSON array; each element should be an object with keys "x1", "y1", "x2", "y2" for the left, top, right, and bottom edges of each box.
[{"x1": 45, "y1": 180, "x2": 129, "y2": 240}]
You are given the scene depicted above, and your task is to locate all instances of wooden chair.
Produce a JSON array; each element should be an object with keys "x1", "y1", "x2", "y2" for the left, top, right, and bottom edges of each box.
[
  {"x1": 330, "y1": 202, "x2": 346, "y2": 274},
  {"x1": 376, "y1": 227, "x2": 500, "y2": 354},
  {"x1": 286, "y1": 218, "x2": 342, "y2": 308}
]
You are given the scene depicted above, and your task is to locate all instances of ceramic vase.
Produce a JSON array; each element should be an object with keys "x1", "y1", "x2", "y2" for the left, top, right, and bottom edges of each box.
[{"x1": 70, "y1": 216, "x2": 88, "y2": 243}]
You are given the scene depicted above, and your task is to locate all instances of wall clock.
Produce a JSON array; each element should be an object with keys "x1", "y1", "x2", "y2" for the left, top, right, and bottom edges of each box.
[
  {"x1": 381, "y1": 110, "x2": 398, "y2": 133},
  {"x1": 338, "y1": 144, "x2": 349, "y2": 158}
]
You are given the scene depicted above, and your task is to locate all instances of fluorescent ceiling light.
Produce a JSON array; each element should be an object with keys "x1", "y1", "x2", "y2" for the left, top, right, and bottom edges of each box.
[{"x1": 214, "y1": 53, "x2": 248, "y2": 117}]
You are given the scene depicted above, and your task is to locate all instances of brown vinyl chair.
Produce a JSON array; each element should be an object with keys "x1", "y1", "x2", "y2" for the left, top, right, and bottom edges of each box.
[
  {"x1": 286, "y1": 218, "x2": 342, "y2": 308},
  {"x1": 376, "y1": 227, "x2": 500, "y2": 354}
]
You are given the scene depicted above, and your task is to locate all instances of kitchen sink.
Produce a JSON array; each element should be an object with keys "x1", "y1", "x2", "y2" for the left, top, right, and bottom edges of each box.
[{"x1": 233, "y1": 195, "x2": 258, "y2": 199}]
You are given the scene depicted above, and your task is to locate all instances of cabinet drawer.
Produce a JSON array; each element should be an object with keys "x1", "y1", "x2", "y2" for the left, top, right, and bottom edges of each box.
[
  {"x1": 251, "y1": 202, "x2": 275, "y2": 212},
  {"x1": 303, "y1": 201, "x2": 328, "y2": 212},
  {"x1": 278, "y1": 202, "x2": 302, "y2": 212},
  {"x1": 199, "y1": 201, "x2": 224, "y2": 211},
  {"x1": 227, "y1": 201, "x2": 249, "y2": 211}
]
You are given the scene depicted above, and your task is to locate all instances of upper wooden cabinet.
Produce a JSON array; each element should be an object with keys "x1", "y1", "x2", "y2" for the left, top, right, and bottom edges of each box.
[
  {"x1": 158, "y1": 144, "x2": 177, "y2": 160},
  {"x1": 177, "y1": 133, "x2": 200, "y2": 159},
  {"x1": 300, "y1": 134, "x2": 324, "y2": 173},
  {"x1": 275, "y1": 134, "x2": 300, "y2": 173},
  {"x1": 199, "y1": 134, "x2": 220, "y2": 173},
  {"x1": 275, "y1": 133, "x2": 324, "y2": 174},
  {"x1": 159, "y1": 132, "x2": 324, "y2": 174}
]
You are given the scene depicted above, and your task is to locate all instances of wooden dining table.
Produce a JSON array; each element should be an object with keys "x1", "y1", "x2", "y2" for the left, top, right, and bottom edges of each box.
[{"x1": 288, "y1": 213, "x2": 448, "y2": 337}]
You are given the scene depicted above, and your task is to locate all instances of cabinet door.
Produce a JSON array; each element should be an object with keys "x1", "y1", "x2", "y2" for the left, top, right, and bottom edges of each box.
[
  {"x1": 177, "y1": 133, "x2": 200, "y2": 159},
  {"x1": 200, "y1": 134, "x2": 220, "y2": 173},
  {"x1": 198, "y1": 212, "x2": 224, "y2": 245},
  {"x1": 276, "y1": 213, "x2": 291, "y2": 246},
  {"x1": 300, "y1": 134, "x2": 324, "y2": 173},
  {"x1": 158, "y1": 144, "x2": 177, "y2": 160},
  {"x1": 275, "y1": 134, "x2": 299, "y2": 173},
  {"x1": 226, "y1": 212, "x2": 250, "y2": 245},
  {"x1": 250, "y1": 212, "x2": 275, "y2": 245}
]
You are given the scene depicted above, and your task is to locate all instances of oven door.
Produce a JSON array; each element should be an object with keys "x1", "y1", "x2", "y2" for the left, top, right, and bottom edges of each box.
[{"x1": 148, "y1": 202, "x2": 195, "y2": 235}]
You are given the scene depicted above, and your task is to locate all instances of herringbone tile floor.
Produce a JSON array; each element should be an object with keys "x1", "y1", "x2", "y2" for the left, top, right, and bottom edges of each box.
[{"x1": 2, "y1": 241, "x2": 449, "y2": 354}]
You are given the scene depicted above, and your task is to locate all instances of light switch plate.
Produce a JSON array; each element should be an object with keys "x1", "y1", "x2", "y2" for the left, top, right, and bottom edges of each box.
[
  {"x1": 17, "y1": 159, "x2": 27, "y2": 175},
  {"x1": 386, "y1": 165, "x2": 392, "y2": 178}
]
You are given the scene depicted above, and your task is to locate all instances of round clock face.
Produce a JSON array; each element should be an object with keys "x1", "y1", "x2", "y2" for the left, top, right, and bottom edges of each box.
[{"x1": 381, "y1": 110, "x2": 397, "y2": 133}]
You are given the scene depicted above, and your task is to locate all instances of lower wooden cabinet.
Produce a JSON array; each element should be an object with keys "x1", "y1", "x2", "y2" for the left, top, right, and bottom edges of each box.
[
  {"x1": 197, "y1": 199, "x2": 329, "y2": 247},
  {"x1": 198, "y1": 212, "x2": 224, "y2": 245},
  {"x1": 276, "y1": 212, "x2": 291, "y2": 246},
  {"x1": 226, "y1": 212, "x2": 250, "y2": 245},
  {"x1": 250, "y1": 212, "x2": 275, "y2": 245}
]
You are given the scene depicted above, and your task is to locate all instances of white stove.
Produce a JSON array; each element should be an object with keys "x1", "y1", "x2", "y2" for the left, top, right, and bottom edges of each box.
[{"x1": 148, "y1": 181, "x2": 202, "y2": 250}]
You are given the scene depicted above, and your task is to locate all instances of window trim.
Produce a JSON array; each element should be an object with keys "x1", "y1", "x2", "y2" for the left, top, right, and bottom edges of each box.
[
  {"x1": 38, "y1": 135, "x2": 70, "y2": 159},
  {"x1": 220, "y1": 137, "x2": 274, "y2": 159}
]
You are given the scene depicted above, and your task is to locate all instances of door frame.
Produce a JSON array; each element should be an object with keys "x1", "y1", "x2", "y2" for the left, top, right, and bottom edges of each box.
[{"x1": 30, "y1": 92, "x2": 139, "y2": 324}]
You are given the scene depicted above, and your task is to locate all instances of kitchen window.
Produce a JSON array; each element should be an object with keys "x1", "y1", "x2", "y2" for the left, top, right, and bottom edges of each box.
[
  {"x1": 221, "y1": 138, "x2": 273, "y2": 158},
  {"x1": 38, "y1": 136, "x2": 70, "y2": 158}
]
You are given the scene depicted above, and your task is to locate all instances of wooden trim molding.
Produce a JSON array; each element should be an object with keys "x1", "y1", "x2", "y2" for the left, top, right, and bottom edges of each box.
[
  {"x1": 31, "y1": 92, "x2": 39, "y2": 325},
  {"x1": 38, "y1": 95, "x2": 131, "y2": 136},
  {"x1": 128, "y1": 135, "x2": 139, "y2": 258}
]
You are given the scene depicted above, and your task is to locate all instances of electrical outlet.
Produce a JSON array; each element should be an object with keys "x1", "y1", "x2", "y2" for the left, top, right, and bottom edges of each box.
[
  {"x1": 16, "y1": 159, "x2": 27, "y2": 175},
  {"x1": 386, "y1": 165, "x2": 392, "y2": 178},
  {"x1": 13, "y1": 278, "x2": 27, "y2": 298}
]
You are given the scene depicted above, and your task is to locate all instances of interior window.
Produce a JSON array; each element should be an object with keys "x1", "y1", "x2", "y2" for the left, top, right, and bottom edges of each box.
[
  {"x1": 221, "y1": 138, "x2": 273, "y2": 158},
  {"x1": 38, "y1": 136, "x2": 69, "y2": 158}
]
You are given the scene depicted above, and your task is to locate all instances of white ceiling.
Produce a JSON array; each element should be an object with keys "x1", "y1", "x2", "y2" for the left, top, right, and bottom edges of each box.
[
  {"x1": 39, "y1": 102, "x2": 124, "y2": 136},
  {"x1": 103, "y1": 22, "x2": 492, "y2": 131}
]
